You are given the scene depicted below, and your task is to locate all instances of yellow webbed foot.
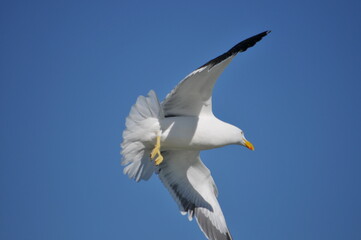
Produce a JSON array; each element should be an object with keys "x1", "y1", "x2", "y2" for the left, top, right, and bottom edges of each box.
[
  {"x1": 150, "y1": 145, "x2": 160, "y2": 159},
  {"x1": 150, "y1": 135, "x2": 164, "y2": 165},
  {"x1": 154, "y1": 155, "x2": 164, "y2": 166}
]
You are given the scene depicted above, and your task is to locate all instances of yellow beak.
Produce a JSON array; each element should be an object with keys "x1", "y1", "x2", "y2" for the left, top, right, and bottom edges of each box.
[{"x1": 245, "y1": 140, "x2": 255, "y2": 151}]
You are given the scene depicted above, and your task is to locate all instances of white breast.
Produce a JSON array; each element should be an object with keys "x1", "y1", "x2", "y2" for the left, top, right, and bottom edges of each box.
[{"x1": 160, "y1": 116, "x2": 241, "y2": 151}]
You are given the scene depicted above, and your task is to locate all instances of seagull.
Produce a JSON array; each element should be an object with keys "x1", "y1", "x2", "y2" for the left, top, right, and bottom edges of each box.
[{"x1": 121, "y1": 31, "x2": 270, "y2": 240}]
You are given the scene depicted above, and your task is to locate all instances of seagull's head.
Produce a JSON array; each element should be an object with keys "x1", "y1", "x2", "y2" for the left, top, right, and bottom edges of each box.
[{"x1": 239, "y1": 130, "x2": 254, "y2": 151}]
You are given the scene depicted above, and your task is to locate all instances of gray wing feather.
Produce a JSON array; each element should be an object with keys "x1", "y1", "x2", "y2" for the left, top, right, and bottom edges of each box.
[
  {"x1": 162, "y1": 58, "x2": 233, "y2": 117},
  {"x1": 157, "y1": 151, "x2": 232, "y2": 240},
  {"x1": 162, "y1": 31, "x2": 270, "y2": 118}
]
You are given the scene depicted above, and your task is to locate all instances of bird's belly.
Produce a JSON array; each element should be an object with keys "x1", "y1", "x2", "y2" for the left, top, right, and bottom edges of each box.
[{"x1": 159, "y1": 116, "x2": 229, "y2": 151}]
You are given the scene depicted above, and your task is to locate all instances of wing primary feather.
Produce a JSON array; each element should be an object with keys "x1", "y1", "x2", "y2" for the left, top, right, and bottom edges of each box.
[
  {"x1": 161, "y1": 30, "x2": 270, "y2": 117},
  {"x1": 199, "y1": 30, "x2": 271, "y2": 69},
  {"x1": 158, "y1": 151, "x2": 232, "y2": 240}
]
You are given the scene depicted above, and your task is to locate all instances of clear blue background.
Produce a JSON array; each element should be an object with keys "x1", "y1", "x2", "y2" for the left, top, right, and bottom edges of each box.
[{"x1": 1, "y1": 0, "x2": 361, "y2": 239}]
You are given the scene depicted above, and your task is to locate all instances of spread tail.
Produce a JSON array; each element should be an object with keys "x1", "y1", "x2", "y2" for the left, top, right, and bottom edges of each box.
[{"x1": 121, "y1": 90, "x2": 163, "y2": 182}]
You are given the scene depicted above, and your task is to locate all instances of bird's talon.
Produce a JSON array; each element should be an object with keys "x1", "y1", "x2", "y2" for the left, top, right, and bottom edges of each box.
[
  {"x1": 150, "y1": 147, "x2": 159, "y2": 159},
  {"x1": 155, "y1": 155, "x2": 164, "y2": 165},
  {"x1": 150, "y1": 135, "x2": 163, "y2": 165}
]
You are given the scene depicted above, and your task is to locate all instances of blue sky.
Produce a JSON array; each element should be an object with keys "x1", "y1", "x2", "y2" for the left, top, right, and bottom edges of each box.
[{"x1": 1, "y1": 0, "x2": 361, "y2": 239}]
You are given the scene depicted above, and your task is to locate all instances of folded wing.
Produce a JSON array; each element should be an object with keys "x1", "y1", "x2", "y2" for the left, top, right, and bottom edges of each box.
[
  {"x1": 162, "y1": 30, "x2": 270, "y2": 117},
  {"x1": 157, "y1": 151, "x2": 232, "y2": 240}
]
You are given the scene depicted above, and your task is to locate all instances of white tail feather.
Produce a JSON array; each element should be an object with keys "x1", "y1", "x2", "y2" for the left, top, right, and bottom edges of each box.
[{"x1": 121, "y1": 90, "x2": 163, "y2": 182}]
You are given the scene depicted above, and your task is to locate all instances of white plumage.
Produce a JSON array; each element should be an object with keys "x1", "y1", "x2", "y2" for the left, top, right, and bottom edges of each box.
[{"x1": 121, "y1": 31, "x2": 270, "y2": 240}]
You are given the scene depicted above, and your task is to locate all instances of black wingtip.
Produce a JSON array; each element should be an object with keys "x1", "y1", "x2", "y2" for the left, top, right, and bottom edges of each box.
[
  {"x1": 199, "y1": 30, "x2": 271, "y2": 69},
  {"x1": 226, "y1": 231, "x2": 233, "y2": 240},
  {"x1": 229, "y1": 30, "x2": 271, "y2": 54},
  {"x1": 259, "y1": 30, "x2": 272, "y2": 36}
]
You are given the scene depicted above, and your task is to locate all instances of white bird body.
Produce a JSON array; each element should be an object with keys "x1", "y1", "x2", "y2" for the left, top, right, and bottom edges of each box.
[
  {"x1": 121, "y1": 31, "x2": 270, "y2": 240},
  {"x1": 159, "y1": 116, "x2": 243, "y2": 151}
]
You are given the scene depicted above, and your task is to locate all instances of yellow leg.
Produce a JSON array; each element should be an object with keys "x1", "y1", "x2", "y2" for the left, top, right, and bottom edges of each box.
[{"x1": 150, "y1": 135, "x2": 164, "y2": 165}]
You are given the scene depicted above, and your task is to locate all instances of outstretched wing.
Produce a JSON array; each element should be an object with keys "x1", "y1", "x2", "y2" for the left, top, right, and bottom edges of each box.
[
  {"x1": 157, "y1": 151, "x2": 232, "y2": 240},
  {"x1": 162, "y1": 30, "x2": 270, "y2": 117}
]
